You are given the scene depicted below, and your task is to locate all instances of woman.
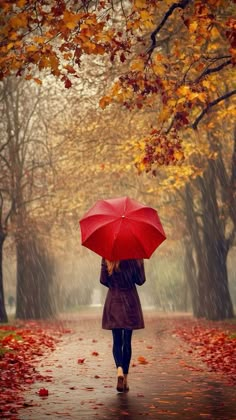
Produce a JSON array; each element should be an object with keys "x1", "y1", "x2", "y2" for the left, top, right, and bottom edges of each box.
[{"x1": 100, "y1": 258, "x2": 146, "y2": 393}]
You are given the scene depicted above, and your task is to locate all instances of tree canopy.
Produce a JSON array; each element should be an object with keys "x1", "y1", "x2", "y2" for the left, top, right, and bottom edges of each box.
[{"x1": 0, "y1": 0, "x2": 235, "y2": 171}]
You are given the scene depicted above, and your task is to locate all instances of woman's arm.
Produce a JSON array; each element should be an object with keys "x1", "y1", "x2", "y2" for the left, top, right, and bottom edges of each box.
[
  {"x1": 99, "y1": 258, "x2": 110, "y2": 288},
  {"x1": 134, "y1": 259, "x2": 146, "y2": 286}
]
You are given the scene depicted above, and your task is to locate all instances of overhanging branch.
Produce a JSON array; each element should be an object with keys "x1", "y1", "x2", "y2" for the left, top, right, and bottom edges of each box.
[
  {"x1": 192, "y1": 89, "x2": 236, "y2": 129},
  {"x1": 195, "y1": 59, "x2": 232, "y2": 83},
  {"x1": 146, "y1": 0, "x2": 192, "y2": 55}
]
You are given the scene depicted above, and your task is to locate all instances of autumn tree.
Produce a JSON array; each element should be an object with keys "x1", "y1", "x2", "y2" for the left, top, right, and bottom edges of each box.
[
  {"x1": 146, "y1": 115, "x2": 235, "y2": 320},
  {"x1": 0, "y1": 0, "x2": 235, "y2": 160},
  {"x1": 0, "y1": 77, "x2": 60, "y2": 320},
  {"x1": 104, "y1": 0, "x2": 236, "y2": 320}
]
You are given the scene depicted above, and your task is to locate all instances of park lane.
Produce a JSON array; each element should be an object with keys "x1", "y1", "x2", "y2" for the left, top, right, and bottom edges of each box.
[{"x1": 18, "y1": 309, "x2": 236, "y2": 420}]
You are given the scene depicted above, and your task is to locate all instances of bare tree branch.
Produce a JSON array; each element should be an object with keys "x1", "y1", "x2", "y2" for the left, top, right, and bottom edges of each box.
[
  {"x1": 0, "y1": 138, "x2": 11, "y2": 154},
  {"x1": 4, "y1": 199, "x2": 15, "y2": 229},
  {"x1": 195, "y1": 59, "x2": 232, "y2": 83},
  {"x1": 146, "y1": 0, "x2": 192, "y2": 56},
  {"x1": 192, "y1": 90, "x2": 236, "y2": 129}
]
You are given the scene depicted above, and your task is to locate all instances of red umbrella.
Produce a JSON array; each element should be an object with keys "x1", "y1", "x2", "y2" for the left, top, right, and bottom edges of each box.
[{"x1": 79, "y1": 196, "x2": 166, "y2": 261}]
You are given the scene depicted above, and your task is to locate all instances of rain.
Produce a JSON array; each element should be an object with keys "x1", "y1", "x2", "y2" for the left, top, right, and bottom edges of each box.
[{"x1": 0, "y1": 1, "x2": 236, "y2": 419}]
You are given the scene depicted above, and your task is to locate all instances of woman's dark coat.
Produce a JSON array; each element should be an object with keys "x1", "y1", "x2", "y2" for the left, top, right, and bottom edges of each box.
[{"x1": 100, "y1": 258, "x2": 146, "y2": 330}]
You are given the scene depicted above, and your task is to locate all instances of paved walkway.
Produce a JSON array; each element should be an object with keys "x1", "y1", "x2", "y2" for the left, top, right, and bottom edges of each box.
[{"x1": 18, "y1": 310, "x2": 236, "y2": 420}]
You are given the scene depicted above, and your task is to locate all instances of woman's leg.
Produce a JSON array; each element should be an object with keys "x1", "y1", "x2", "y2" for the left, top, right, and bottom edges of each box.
[
  {"x1": 122, "y1": 329, "x2": 133, "y2": 374},
  {"x1": 112, "y1": 329, "x2": 123, "y2": 369},
  {"x1": 112, "y1": 329, "x2": 124, "y2": 391}
]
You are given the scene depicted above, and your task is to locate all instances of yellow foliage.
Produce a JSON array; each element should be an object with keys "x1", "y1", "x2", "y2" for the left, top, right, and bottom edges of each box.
[
  {"x1": 141, "y1": 19, "x2": 155, "y2": 30},
  {"x1": 167, "y1": 99, "x2": 177, "y2": 108},
  {"x1": 152, "y1": 63, "x2": 165, "y2": 76},
  {"x1": 95, "y1": 33, "x2": 112, "y2": 43},
  {"x1": 33, "y1": 36, "x2": 45, "y2": 44},
  {"x1": 6, "y1": 42, "x2": 14, "y2": 51},
  {"x1": 17, "y1": 0, "x2": 26, "y2": 6},
  {"x1": 177, "y1": 85, "x2": 191, "y2": 96},
  {"x1": 38, "y1": 56, "x2": 51, "y2": 69},
  {"x1": 82, "y1": 40, "x2": 97, "y2": 53},
  {"x1": 9, "y1": 32, "x2": 18, "y2": 41},
  {"x1": 9, "y1": 12, "x2": 28, "y2": 29},
  {"x1": 26, "y1": 45, "x2": 38, "y2": 52},
  {"x1": 140, "y1": 10, "x2": 152, "y2": 21},
  {"x1": 130, "y1": 58, "x2": 145, "y2": 72},
  {"x1": 189, "y1": 21, "x2": 198, "y2": 33},
  {"x1": 63, "y1": 10, "x2": 83, "y2": 30},
  {"x1": 202, "y1": 80, "x2": 211, "y2": 89},
  {"x1": 174, "y1": 150, "x2": 185, "y2": 161},
  {"x1": 158, "y1": 106, "x2": 172, "y2": 123},
  {"x1": 134, "y1": 0, "x2": 148, "y2": 10},
  {"x1": 111, "y1": 81, "x2": 122, "y2": 96},
  {"x1": 99, "y1": 96, "x2": 112, "y2": 109}
]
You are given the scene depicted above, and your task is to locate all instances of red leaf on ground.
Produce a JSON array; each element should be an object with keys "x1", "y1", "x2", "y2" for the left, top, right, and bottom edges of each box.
[
  {"x1": 0, "y1": 321, "x2": 69, "y2": 416},
  {"x1": 38, "y1": 388, "x2": 49, "y2": 396},
  {"x1": 174, "y1": 319, "x2": 236, "y2": 384}
]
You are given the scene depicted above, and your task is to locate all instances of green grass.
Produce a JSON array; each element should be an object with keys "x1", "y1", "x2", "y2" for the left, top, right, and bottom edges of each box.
[{"x1": 0, "y1": 330, "x2": 22, "y2": 357}]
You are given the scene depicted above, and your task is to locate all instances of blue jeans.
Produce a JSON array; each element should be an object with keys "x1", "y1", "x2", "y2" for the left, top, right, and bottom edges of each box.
[{"x1": 112, "y1": 329, "x2": 133, "y2": 374}]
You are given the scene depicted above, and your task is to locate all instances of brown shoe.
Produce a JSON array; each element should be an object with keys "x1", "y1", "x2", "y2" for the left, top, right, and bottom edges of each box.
[
  {"x1": 124, "y1": 375, "x2": 129, "y2": 392},
  {"x1": 116, "y1": 367, "x2": 124, "y2": 392},
  {"x1": 124, "y1": 383, "x2": 129, "y2": 392},
  {"x1": 116, "y1": 375, "x2": 124, "y2": 392}
]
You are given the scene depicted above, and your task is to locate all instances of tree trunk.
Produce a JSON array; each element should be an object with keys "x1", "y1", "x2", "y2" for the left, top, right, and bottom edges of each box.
[
  {"x1": 0, "y1": 231, "x2": 8, "y2": 323},
  {"x1": 16, "y1": 229, "x2": 57, "y2": 320},
  {"x1": 183, "y1": 239, "x2": 197, "y2": 314},
  {"x1": 184, "y1": 184, "x2": 206, "y2": 317},
  {"x1": 200, "y1": 239, "x2": 234, "y2": 320},
  {"x1": 197, "y1": 161, "x2": 234, "y2": 320},
  {"x1": 184, "y1": 170, "x2": 234, "y2": 321}
]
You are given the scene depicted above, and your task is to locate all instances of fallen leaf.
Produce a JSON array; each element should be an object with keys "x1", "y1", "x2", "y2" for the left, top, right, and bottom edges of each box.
[
  {"x1": 38, "y1": 388, "x2": 49, "y2": 397},
  {"x1": 137, "y1": 356, "x2": 149, "y2": 364}
]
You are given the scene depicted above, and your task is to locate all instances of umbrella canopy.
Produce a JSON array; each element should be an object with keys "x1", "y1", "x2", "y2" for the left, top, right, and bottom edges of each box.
[{"x1": 79, "y1": 196, "x2": 166, "y2": 261}]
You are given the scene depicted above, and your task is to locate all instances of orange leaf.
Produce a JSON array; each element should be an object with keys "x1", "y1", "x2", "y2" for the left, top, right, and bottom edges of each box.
[
  {"x1": 99, "y1": 96, "x2": 111, "y2": 109},
  {"x1": 63, "y1": 10, "x2": 83, "y2": 29},
  {"x1": 137, "y1": 356, "x2": 149, "y2": 364},
  {"x1": 33, "y1": 78, "x2": 42, "y2": 85}
]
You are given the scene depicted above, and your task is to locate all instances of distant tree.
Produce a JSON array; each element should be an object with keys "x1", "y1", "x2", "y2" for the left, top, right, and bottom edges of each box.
[
  {"x1": 0, "y1": 77, "x2": 56, "y2": 320},
  {"x1": 16, "y1": 225, "x2": 56, "y2": 319}
]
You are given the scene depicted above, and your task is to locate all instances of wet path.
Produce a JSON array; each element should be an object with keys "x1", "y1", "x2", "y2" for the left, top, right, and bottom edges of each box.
[{"x1": 18, "y1": 310, "x2": 236, "y2": 420}]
